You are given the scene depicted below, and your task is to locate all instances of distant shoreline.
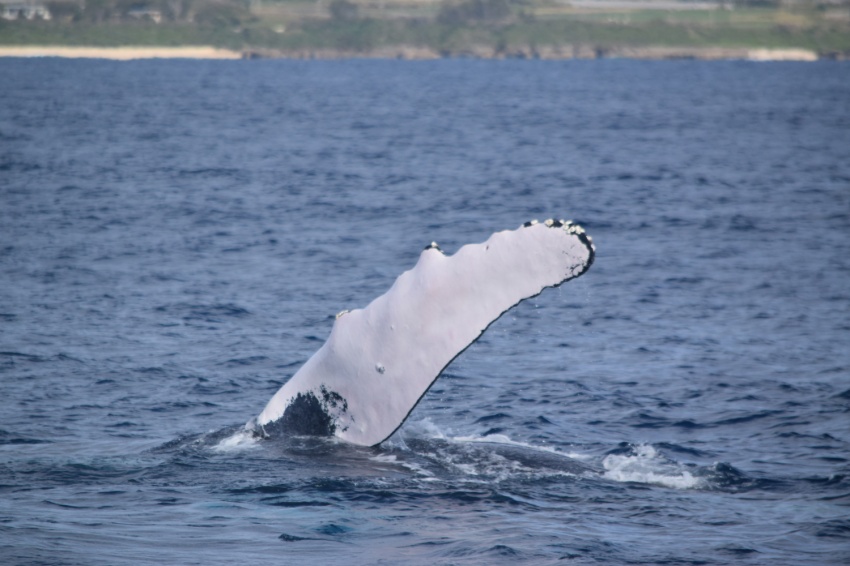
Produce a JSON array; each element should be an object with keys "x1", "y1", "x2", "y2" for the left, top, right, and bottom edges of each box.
[{"x1": 0, "y1": 44, "x2": 829, "y2": 61}]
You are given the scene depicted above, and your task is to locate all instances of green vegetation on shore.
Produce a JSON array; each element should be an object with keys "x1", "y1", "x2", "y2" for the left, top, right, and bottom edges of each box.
[{"x1": 1, "y1": 0, "x2": 849, "y2": 57}]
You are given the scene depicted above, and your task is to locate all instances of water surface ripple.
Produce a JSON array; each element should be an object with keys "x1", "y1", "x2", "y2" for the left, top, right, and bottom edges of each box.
[{"x1": 1, "y1": 59, "x2": 849, "y2": 565}]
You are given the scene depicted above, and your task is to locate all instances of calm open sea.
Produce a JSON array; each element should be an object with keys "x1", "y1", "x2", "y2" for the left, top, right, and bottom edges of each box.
[{"x1": 1, "y1": 58, "x2": 849, "y2": 565}]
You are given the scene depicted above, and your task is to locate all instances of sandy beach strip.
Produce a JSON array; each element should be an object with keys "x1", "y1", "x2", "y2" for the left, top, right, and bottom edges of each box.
[
  {"x1": 0, "y1": 44, "x2": 822, "y2": 61},
  {"x1": 0, "y1": 46, "x2": 243, "y2": 60}
]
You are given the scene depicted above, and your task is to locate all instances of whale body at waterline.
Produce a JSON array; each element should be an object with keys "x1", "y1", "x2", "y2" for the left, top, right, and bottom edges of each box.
[{"x1": 248, "y1": 219, "x2": 595, "y2": 447}]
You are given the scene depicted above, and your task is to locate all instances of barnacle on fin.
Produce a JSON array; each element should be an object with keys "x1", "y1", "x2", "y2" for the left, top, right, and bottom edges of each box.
[{"x1": 424, "y1": 241, "x2": 443, "y2": 253}]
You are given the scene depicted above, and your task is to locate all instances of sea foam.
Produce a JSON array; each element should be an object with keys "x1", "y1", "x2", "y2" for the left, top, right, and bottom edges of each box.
[{"x1": 602, "y1": 444, "x2": 703, "y2": 489}]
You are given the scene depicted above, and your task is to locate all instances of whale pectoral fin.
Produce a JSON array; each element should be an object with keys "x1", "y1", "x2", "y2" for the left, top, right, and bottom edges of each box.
[{"x1": 255, "y1": 219, "x2": 595, "y2": 447}]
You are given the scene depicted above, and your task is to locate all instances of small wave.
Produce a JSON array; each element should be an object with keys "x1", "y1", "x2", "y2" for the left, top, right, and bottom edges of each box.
[
  {"x1": 394, "y1": 417, "x2": 449, "y2": 442},
  {"x1": 0, "y1": 429, "x2": 51, "y2": 445},
  {"x1": 386, "y1": 422, "x2": 596, "y2": 481},
  {"x1": 153, "y1": 425, "x2": 262, "y2": 455},
  {"x1": 397, "y1": 418, "x2": 590, "y2": 460},
  {"x1": 450, "y1": 432, "x2": 590, "y2": 462},
  {"x1": 153, "y1": 302, "x2": 251, "y2": 323},
  {"x1": 211, "y1": 428, "x2": 261, "y2": 453},
  {"x1": 602, "y1": 444, "x2": 703, "y2": 489},
  {"x1": 368, "y1": 452, "x2": 437, "y2": 479},
  {"x1": 696, "y1": 461, "x2": 756, "y2": 490}
]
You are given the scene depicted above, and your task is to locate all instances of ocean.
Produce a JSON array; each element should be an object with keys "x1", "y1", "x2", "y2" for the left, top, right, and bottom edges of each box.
[{"x1": 1, "y1": 58, "x2": 848, "y2": 565}]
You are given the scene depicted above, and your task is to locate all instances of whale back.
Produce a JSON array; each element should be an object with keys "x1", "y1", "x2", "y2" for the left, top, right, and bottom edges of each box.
[{"x1": 254, "y1": 220, "x2": 595, "y2": 446}]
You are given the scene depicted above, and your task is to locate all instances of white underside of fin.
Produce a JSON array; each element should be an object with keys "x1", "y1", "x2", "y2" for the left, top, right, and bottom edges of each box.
[{"x1": 254, "y1": 220, "x2": 594, "y2": 446}]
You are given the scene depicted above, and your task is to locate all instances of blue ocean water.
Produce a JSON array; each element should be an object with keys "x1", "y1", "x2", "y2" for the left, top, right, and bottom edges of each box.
[{"x1": 1, "y1": 58, "x2": 849, "y2": 565}]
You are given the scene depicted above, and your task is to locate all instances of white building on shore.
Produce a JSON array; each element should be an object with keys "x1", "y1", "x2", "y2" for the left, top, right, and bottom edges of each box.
[{"x1": 1, "y1": 1, "x2": 52, "y2": 20}]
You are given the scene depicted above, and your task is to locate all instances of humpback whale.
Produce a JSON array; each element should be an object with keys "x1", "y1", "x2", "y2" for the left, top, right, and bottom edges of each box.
[{"x1": 248, "y1": 219, "x2": 595, "y2": 447}]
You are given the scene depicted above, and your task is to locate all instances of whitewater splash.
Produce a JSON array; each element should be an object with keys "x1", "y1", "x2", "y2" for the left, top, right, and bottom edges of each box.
[
  {"x1": 395, "y1": 433, "x2": 723, "y2": 490},
  {"x1": 212, "y1": 428, "x2": 261, "y2": 453},
  {"x1": 602, "y1": 444, "x2": 703, "y2": 489}
]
